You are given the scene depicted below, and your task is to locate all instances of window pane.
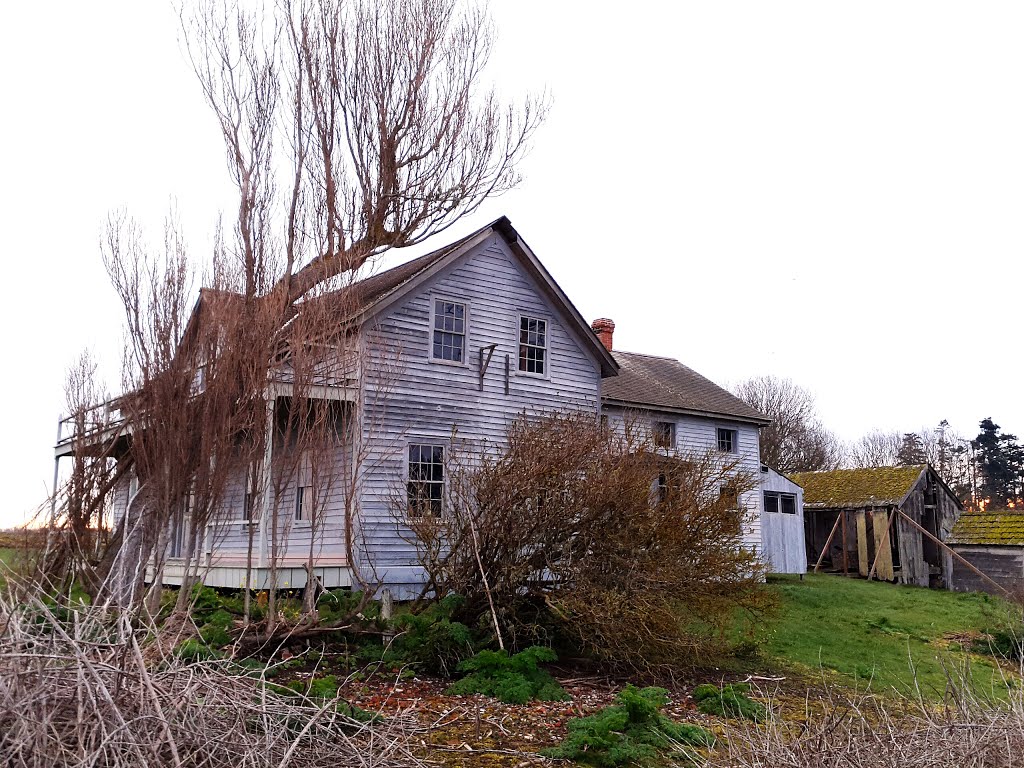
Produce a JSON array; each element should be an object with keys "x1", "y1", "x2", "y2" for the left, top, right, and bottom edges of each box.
[
  {"x1": 781, "y1": 494, "x2": 797, "y2": 514},
  {"x1": 763, "y1": 492, "x2": 780, "y2": 514}
]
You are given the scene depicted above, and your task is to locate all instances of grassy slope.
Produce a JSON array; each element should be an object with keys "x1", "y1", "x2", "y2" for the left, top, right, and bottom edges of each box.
[{"x1": 762, "y1": 574, "x2": 1020, "y2": 698}]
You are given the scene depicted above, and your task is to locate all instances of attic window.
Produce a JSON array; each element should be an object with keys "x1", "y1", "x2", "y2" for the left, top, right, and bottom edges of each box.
[
  {"x1": 432, "y1": 299, "x2": 466, "y2": 363},
  {"x1": 518, "y1": 316, "x2": 547, "y2": 375}
]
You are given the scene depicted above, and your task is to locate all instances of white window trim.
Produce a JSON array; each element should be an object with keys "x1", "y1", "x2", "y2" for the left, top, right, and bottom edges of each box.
[
  {"x1": 405, "y1": 440, "x2": 447, "y2": 518},
  {"x1": 515, "y1": 312, "x2": 551, "y2": 380},
  {"x1": 716, "y1": 426, "x2": 739, "y2": 454},
  {"x1": 428, "y1": 295, "x2": 471, "y2": 368}
]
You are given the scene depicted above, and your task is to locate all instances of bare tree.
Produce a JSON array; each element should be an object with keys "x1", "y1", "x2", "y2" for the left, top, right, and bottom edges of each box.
[
  {"x1": 732, "y1": 376, "x2": 843, "y2": 473},
  {"x1": 49, "y1": 0, "x2": 544, "y2": 621},
  {"x1": 846, "y1": 429, "x2": 903, "y2": 469}
]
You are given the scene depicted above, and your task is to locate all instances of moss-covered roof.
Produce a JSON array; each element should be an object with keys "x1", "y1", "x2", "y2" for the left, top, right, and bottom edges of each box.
[
  {"x1": 789, "y1": 465, "x2": 927, "y2": 509},
  {"x1": 948, "y1": 512, "x2": 1024, "y2": 546}
]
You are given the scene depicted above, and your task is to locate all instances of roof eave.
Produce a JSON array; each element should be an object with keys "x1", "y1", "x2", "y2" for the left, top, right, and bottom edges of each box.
[{"x1": 601, "y1": 397, "x2": 771, "y2": 426}]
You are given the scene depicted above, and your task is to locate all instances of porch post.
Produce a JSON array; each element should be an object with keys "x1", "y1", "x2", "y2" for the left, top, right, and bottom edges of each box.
[{"x1": 258, "y1": 395, "x2": 274, "y2": 570}]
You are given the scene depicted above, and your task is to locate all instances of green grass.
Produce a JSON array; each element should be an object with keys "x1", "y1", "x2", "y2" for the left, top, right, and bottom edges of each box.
[{"x1": 763, "y1": 574, "x2": 1021, "y2": 698}]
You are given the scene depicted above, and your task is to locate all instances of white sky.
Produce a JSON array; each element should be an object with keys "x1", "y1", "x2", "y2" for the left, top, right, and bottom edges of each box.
[{"x1": 2, "y1": 1, "x2": 1022, "y2": 527}]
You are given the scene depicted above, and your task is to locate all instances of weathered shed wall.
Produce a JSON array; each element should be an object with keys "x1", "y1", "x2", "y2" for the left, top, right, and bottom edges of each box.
[
  {"x1": 760, "y1": 467, "x2": 806, "y2": 574},
  {"x1": 951, "y1": 546, "x2": 1024, "y2": 595}
]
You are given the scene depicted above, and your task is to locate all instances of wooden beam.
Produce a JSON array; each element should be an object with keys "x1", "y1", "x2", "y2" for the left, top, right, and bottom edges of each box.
[
  {"x1": 896, "y1": 509, "x2": 1012, "y2": 597},
  {"x1": 868, "y1": 506, "x2": 898, "y2": 582},
  {"x1": 814, "y1": 513, "x2": 843, "y2": 573}
]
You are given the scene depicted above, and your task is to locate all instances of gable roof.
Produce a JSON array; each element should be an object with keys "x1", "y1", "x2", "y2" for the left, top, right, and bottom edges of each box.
[
  {"x1": 601, "y1": 350, "x2": 770, "y2": 425},
  {"x1": 948, "y1": 511, "x2": 1024, "y2": 546},
  {"x1": 789, "y1": 465, "x2": 927, "y2": 509},
  {"x1": 349, "y1": 216, "x2": 619, "y2": 377}
]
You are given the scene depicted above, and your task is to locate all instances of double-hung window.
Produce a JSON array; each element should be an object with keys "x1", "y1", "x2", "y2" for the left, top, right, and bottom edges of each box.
[
  {"x1": 518, "y1": 316, "x2": 547, "y2": 375},
  {"x1": 432, "y1": 299, "x2": 466, "y2": 363},
  {"x1": 408, "y1": 443, "x2": 444, "y2": 517},
  {"x1": 653, "y1": 421, "x2": 675, "y2": 449},
  {"x1": 295, "y1": 452, "x2": 313, "y2": 522},
  {"x1": 717, "y1": 427, "x2": 737, "y2": 453}
]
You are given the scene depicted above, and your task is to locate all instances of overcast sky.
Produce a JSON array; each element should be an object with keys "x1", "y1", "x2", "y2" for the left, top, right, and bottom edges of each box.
[{"x1": 2, "y1": 1, "x2": 1022, "y2": 527}]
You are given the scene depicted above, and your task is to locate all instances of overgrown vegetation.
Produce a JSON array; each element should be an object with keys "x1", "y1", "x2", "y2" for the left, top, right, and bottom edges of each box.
[
  {"x1": 405, "y1": 411, "x2": 774, "y2": 669},
  {"x1": 446, "y1": 646, "x2": 567, "y2": 704},
  {"x1": 542, "y1": 685, "x2": 713, "y2": 767}
]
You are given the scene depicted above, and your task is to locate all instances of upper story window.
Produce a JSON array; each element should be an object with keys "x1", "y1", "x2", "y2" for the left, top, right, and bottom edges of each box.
[
  {"x1": 432, "y1": 299, "x2": 466, "y2": 363},
  {"x1": 408, "y1": 443, "x2": 445, "y2": 517},
  {"x1": 717, "y1": 427, "x2": 737, "y2": 453},
  {"x1": 653, "y1": 421, "x2": 675, "y2": 449},
  {"x1": 518, "y1": 316, "x2": 547, "y2": 375}
]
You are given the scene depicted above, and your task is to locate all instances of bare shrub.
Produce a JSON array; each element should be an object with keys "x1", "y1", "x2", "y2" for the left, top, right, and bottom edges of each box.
[
  {"x1": 0, "y1": 580, "x2": 424, "y2": 768},
  {"x1": 403, "y1": 412, "x2": 772, "y2": 668},
  {"x1": 710, "y1": 675, "x2": 1024, "y2": 768}
]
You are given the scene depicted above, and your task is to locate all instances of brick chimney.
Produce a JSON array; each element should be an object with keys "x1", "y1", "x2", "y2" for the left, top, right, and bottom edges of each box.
[{"x1": 592, "y1": 318, "x2": 615, "y2": 351}]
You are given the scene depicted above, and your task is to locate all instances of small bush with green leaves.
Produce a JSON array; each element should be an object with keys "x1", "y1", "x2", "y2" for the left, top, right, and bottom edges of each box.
[
  {"x1": 198, "y1": 608, "x2": 235, "y2": 648},
  {"x1": 692, "y1": 683, "x2": 766, "y2": 721},
  {"x1": 174, "y1": 638, "x2": 223, "y2": 662},
  {"x1": 390, "y1": 594, "x2": 475, "y2": 676},
  {"x1": 446, "y1": 646, "x2": 567, "y2": 704},
  {"x1": 542, "y1": 685, "x2": 713, "y2": 767}
]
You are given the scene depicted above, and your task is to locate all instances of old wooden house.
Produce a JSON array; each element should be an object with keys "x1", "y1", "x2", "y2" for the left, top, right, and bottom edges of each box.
[
  {"x1": 948, "y1": 511, "x2": 1024, "y2": 595},
  {"x1": 790, "y1": 465, "x2": 961, "y2": 588},
  {"x1": 57, "y1": 216, "x2": 771, "y2": 599}
]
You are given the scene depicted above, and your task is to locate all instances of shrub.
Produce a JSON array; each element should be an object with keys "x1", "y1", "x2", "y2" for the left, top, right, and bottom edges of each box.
[
  {"x1": 199, "y1": 608, "x2": 235, "y2": 648},
  {"x1": 542, "y1": 685, "x2": 713, "y2": 767},
  {"x1": 389, "y1": 595, "x2": 475, "y2": 676},
  {"x1": 692, "y1": 683, "x2": 766, "y2": 721},
  {"x1": 446, "y1": 646, "x2": 567, "y2": 704}
]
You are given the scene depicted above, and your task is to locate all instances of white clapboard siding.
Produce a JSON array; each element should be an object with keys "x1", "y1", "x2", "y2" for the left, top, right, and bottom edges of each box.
[
  {"x1": 601, "y1": 406, "x2": 764, "y2": 552},
  {"x1": 356, "y1": 235, "x2": 603, "y2": 596}
]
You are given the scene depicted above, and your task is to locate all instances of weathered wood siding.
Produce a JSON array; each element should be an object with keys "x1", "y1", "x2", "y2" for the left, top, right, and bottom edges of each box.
[
  {"x1": 601, "y1": 406, "x2": 763, "y2": 552},
  {"x1": 759, "y1": 467, "x2": 806, "y2": 574},
  {"x1": 357, "y1": 235, "x2": 604, "y2": 596},
  {"x1": 951, "y1": 545, "x2": 1024, "y2": 594}
]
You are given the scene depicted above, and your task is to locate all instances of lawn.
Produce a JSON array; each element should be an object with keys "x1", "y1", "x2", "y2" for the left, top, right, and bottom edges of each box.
[{"x1": 763, "y1": 573, "x2": 1021, "y2": 698}]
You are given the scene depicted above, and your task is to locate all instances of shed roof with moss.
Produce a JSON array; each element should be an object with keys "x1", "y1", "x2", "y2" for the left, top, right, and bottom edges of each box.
[
  {"x1": 947, "y1": 511, "x2": 1024, "y2": 546},
  {"x1": 788, "y1": 465, "x2": 927, "y2": 509}
]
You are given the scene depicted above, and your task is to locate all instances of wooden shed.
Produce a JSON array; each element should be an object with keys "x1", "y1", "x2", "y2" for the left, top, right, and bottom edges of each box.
[
  {"x1": 759, "y1": 465, "x2": 806, "y2": 574},
  {"x1": 790, "y1": 465, "x2": 962, "y2": 588},
  {"x1": 948, "y1": 512, "x2": 1024, "y2": 596}
]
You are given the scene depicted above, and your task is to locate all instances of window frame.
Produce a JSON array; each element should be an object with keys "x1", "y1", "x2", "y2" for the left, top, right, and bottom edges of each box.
[
  {"x1": 406, "y1": 442, "x2": 446, "y2": 518},
  {"x1": 716, "y1": 426, "x2": 738, "y2": 454},
  {"x1": 294, "y1": 451, "x2": 313, "y2": 524},
  {"x1": 763, "y1": 491, "x2": 798, "y2": 515},
  {"x1": 429, "y1": 296, "x2": 470, "y2": 367},
  {"x1": 653, "y1": 420, "x2": 675, "y2": 450},
  {"x1": 516, "y1": 313, "x2": 550, "y2": 378}
]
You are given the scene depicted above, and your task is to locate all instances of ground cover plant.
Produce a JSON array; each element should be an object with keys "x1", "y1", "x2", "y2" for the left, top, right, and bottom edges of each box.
[
  {"x1": 542, "y1": 685, "x2": 713, "y2": 767},
  {"x1": 692, "y1": 683, "x2": 766, "y2": 721},
  {"x1": 762, "y1": 574, "x2": 1020, "y2": 697},
  {"x1": 446, "y1": 646, "x2": 568, "y2": 704}
]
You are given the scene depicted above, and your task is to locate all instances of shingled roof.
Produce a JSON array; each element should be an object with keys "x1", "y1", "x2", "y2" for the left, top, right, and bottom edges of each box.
[
  {"x1": 948, "y1": 512, "x2": 1024, "y2": 546},
  {"x1": 601, "y1": 351, "x2": 769, "y2": 425},
  {"x1": 789, "y1": 465, "x2": 926, "y2": 509}
]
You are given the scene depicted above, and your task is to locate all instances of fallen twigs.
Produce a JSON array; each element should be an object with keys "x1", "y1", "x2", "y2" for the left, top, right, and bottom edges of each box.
[{"x1": 0, "y1": 586, "x2": 425, "y2": 768}]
